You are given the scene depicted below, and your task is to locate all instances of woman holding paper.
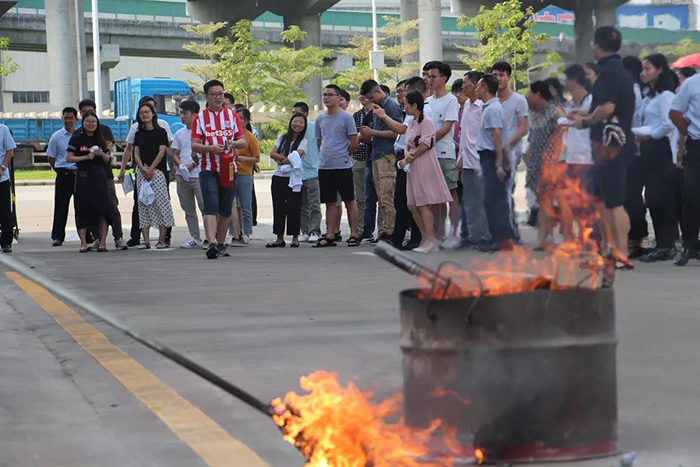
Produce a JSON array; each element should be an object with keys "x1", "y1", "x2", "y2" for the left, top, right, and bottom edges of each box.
[
  {"x1": 378, "y1": 90, "x2": 451, "y2": 253},
  {"x1": 133, "y1": 102, "x2": 174, "y2": 250},
  {"x1": 267, "y1": 113, "x2": 307, "y2": 248},
  {"x1": 633, "y1": 53, "x2": 679, "y2": 262},
  {"x1": 66, "y1": 111, "x2": 113, "y2": 253}
]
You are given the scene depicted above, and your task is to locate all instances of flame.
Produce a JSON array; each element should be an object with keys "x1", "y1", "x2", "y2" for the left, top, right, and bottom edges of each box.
[
  {"x1": 418, "y1": 126, "x2": 610, "y2": 300},
  {"x1": 475, "y1": 448, "x2": 485, "y2": 464},
  {"x1": 430, "y1": 387, "x2": 471, "y2": 406},
  {"x1": 271, "y1": 371, "x2": 463, "y2": 466}
]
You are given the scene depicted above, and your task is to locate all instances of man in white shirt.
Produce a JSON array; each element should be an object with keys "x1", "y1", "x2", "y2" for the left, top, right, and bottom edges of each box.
[
  {"x1": 426, "y1": 62, "x2": 461, "y2": 244},
  {"x1": 671, "y1": 73, "x2": 700, "y2": 265},
  {"x1": 458, "y1": 71, "x2": 491, "y2": 250},
  {"x1": 172, "y1": 100, "x2": 205, "y2": 249},
  {"x1": 492, "y1": 61, "x2": 528, "y2": 241},
  {"x1": 118, "y1": 95, "x2": 174, "y2": 247},
  {"x1": 47, "y1": 107, "x2": 78, "y2": 247}
]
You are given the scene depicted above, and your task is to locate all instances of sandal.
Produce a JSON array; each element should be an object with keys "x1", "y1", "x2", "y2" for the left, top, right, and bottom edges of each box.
[
  {"x1": 79, "y1": 246, "x2": 89, "y2": 253},
  {"x1": 139, "y1": 243, "x2": 151, "y2": 250},
  {"x1": 266, "y1": 241, "x2": 286, "y2": 248},
  {"x1": 97, "y1": 247, "x2": 108, "y2": 252},
  {"x1": 156, "y1": 242, "x2": 168, "y2": 249},
  {"x1": 615, "y1": 260, "x2": 634, "y2": 270},
  {"x1": 312, "y1": 236, "x2": 337, "y2": 248},
  {"x1": 347, "y1": 236, "x2": 360, "y2": 247},
  {"x1": 290, "y1": 242, "x2": 300, "y2": 248}
]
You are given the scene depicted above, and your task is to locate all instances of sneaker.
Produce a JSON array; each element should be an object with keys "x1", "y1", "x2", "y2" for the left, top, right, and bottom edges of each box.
[
  {"x1": 299, "y1": 234, "x2": 310, "y2": 243},
  {"x1": 126, "y1": 239, "x2": 140, "y2": 248},
  {"x1": 52, "y1": 239, "x2": 63, "y2": 247},
  {"x1": 240, "y1": 234, "x2": 250, "y2": 245},
  {"x1": 89, "y1": 239, "x2": 100, "y2": 251},
  {"x1": 309, "y1": 233, "x2": 320, "y2": 244},
  {"x1": 202, "y1": 240, "x2": 210, "y2": 250},
  {"x1": 216, "y1": 243, "x2": 231, "y2": 257},
  {"x1": 226, "y1": 236, "x2": 245, "y2": 247},
  {"x1": 206, "y1": 243, "x2": 219, "y2": 259},
  {"x1": 114, "y1": 238, "x2": 128, "y2": 250},
  {"x1": 180, "y1": 237, "x2": 203, "y2": 249},
  {"x1": 440, "y1": 236, "x2": 462, "y2": 251},
  {"x1": 2, "y1": 244, "x2": 12, "y2": 253}
]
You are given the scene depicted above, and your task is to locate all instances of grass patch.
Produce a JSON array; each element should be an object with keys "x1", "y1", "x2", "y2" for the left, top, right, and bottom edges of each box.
[{"x1": 15, "y1": 166, "x2": 276, "y2": 181}]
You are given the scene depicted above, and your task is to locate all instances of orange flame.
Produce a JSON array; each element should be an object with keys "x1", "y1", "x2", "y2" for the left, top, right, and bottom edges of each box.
[
  {"x1": 418, "y1": 126, "x2": 609, "y2": 300},
  {"x1": 475, "y1": 448, "x2": 485, "y2": 464},
  {"x1": 271, "y1": 371, "x2": 463, "y2": 466}
]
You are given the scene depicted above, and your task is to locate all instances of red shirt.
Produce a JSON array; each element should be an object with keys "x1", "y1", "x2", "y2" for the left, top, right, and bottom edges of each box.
[{"x1": 191, "y1": 107, "x2": 244, "y2": 172}]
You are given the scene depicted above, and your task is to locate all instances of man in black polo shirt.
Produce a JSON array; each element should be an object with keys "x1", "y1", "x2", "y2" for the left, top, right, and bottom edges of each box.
[{"x1": 573, "y1": 26, "x2": 635, "y2": 268}]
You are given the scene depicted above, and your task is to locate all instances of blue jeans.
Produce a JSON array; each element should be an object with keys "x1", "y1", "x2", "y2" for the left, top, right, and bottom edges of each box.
[
  {"x1": 200, "y1": 170, "x2": 234, "y2": 217},
  {"x1": 363, "y1": 164, "x2": 378, "y2": 238},
  {"x1": 235, "y1": 174, "x2": 254, "y2": 236}
]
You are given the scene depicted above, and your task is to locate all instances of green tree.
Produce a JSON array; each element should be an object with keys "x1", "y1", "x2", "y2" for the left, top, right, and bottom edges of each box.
[
  {"x1": 182, "y1": 21, "x2": 331, "y2": 109},
  {"x1": 334, "y1": 16, "x2": 421, "y2": 93},
  {"x1": 0, "y1": 38, "x2": 18, "y2": 77},
  {"x1": 641, "y1": 38, "x2": 700, "y2": 62},
  {"x1": 456, "y1": 0, "x2": 552, "y2": 89}
]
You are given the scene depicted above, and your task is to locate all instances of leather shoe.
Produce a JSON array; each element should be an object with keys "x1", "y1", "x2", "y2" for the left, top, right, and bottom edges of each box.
[
  {"x1": 640, "y1": 249, "x2": 675, "y2": 263},
  {"x1": 674, "y1": 248, "x2": 698, "y2": 266},
  {"x1": 52, "y1": 239, "x2": 63, "y2": 247}
]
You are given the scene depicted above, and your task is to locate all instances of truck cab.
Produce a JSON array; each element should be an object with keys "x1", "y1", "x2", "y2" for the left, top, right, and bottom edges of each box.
[{"x1": 114, "y1": 77, "x2": 197, "y2": 134}]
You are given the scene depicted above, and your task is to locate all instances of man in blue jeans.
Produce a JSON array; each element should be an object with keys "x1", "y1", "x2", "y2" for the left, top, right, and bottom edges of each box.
[{"x1": 191, "y1": 80, "x2": 246, "y2": 259}]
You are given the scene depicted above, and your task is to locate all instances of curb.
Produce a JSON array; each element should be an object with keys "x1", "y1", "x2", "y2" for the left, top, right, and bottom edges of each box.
[{"x1": 15, "y1": 171, "x2": 277, "y2": 187}]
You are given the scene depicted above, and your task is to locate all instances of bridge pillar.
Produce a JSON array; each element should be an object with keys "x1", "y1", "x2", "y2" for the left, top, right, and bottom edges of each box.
[
  {"x1": 46, "y1": 0, "x2": 78, "y2": 110},
  {"x1": 418, "y1": 0, "x2": 442, "y2": 65},
  {"x1": 69, "y1": 0, "x2": 88, "y2": 102},
  {"x1": 284, "y1": 12, "x2": 323, "y2": 110},
  {"x1": 400, "y1": 0, "x2": 419, "y2": 65}
]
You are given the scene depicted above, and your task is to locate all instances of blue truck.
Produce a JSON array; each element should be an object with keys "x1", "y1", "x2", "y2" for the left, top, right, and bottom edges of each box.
[{"x1": 0, "y1": 77, "x2": 196, "y2": 151}]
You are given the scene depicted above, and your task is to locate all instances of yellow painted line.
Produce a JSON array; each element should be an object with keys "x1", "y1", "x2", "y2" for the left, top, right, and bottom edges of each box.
[{"x1": 7, "y1": 272, "x2": 269, "y2": 467}]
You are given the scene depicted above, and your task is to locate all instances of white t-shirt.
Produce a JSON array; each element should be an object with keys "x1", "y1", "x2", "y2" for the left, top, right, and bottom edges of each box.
[
  {"x1": 273, "y1": 133, "x2": 308, "y2": 177},
  {"x1": 427, "y1": 93, "x2": 459, "y2": 159},
  {"x1": 126, "y1": 120, "x2": 174, "y2": 144},
  {"x1": 564, "y1": 94, "x2": 593, "y2": 165},
  {"x1": 172, "y1": 127, "x2": 201, "y2": 178}
]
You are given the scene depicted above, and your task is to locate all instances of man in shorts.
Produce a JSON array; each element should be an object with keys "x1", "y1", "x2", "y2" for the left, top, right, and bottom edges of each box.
[
  {"x1": 313, "y1": 84, "x2": 360, "y2": 247},
  {"x1": 191, "y1": 79, "x2": 246, "y2": 259}
]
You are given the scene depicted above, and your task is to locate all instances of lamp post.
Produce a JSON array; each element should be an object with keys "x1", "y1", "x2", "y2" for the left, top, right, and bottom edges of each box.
[
  {"x1": 369, "y1": 0, "x2": 383, "y2": 83},
  {"x1": 91, "y1": 0, "x2": 102, "y2": 112}
]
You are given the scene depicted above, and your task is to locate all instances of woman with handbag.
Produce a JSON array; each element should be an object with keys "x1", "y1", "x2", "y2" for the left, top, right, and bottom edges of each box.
[{"x1": 133, "y1": 102, "x2": 174, "y2": 250}]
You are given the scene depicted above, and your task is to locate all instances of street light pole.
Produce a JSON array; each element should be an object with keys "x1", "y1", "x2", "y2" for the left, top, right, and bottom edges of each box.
[
  {"x1": 91, "y1": 0, "x2": 102, "y2": 112},
  {"x1": 371, "y1": 0, "x2": 379, "y2": 82}
]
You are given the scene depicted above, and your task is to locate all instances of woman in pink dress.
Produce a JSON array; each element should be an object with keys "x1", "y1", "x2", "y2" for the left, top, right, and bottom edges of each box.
[{"x1": 399, "y1": 91, "x2": 453, "y2": 252}]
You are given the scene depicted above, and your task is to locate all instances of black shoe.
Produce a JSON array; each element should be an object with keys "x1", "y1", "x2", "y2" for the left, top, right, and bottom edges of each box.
[
  {"x1": 216, "y1": 244, "x2": 231, "y2": 257},
  {"x1": 2, "y1": 244, "x2": 12, "y2": 253},
  {"x1": 640, "y1": 249, "x2": 675, "y2": 263},
  {"x1": 206, "y1": 244, "x2": 219, "y2": 259},
  {"x1": 475, "y1": 241, "x2": 492, "y2": 252},
  {"x1": 52, "y1": 239, "x2": 63, "y2": 247},
  {"x1": 401, "y1": 242, "x2": 420, "y2": 251},
  {"x1": 126, "y1": 239, "x2": 140, "y2": 248},
  {"x1": 674, "y1": 248, "x2": 698, "y2": 266},
  {"x1": 629, "y1": 246, "x2": 653, "y2": 260}
]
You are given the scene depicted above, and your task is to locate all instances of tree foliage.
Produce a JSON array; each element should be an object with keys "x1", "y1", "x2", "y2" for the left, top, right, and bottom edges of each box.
[
  {"x1": 334, "y1": 16, "x2": 421, "y2": 93},
  {"x1": 182, "y1": 21, "x2": 331, "y2": 109},
  {"x1": 641, "y1": 38, "x2": 700, "y2": 62},
  {"x1": 0, "y1": 38, "x2": 18, "y2": 77},
  {"x1": 456, "y1": 0, "x2": 554, "y2": 89}
]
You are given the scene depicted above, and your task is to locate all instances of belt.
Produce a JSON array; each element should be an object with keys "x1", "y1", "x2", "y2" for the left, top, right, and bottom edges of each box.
[{"x1": 55, "y1": 168, "x2": 76, "y2": 173}]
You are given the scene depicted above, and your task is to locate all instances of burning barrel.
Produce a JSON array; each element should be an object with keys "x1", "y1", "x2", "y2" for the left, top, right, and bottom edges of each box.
[{"x1": 401, "y1": 287, "x2": 618, "y2": 463}]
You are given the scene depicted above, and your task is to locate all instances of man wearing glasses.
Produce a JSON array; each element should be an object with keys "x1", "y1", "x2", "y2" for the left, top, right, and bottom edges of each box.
[
  {"x1": 191, "y1": 80, "x2": 246, "y2": 258},
  {"x1": 313, "y1": 84, "x2": 360, "y2": 247}
]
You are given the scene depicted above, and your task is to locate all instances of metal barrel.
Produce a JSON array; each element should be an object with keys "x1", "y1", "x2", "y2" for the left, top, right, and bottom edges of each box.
[{"x1": 400, "y1": 288, "x2": 618, "y2": 463}]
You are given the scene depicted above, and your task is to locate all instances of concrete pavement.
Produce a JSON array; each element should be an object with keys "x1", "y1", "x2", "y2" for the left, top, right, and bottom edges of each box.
[{"x1": 1, "y1": 180, "x2": 700, "y2": 466}]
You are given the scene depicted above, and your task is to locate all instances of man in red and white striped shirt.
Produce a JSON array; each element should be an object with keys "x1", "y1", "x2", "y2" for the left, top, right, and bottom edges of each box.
[{"x1": 191, "y1": 79, "x2": 246, "y2": 259}]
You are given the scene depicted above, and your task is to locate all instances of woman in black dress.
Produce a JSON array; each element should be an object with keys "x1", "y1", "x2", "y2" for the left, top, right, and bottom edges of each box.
[
  {"x1": 66, "y1": 111, "x2": 113, "y2": 252},
  {"x1": 133, "y1": 102, "x2": 174, "y2": 249}
]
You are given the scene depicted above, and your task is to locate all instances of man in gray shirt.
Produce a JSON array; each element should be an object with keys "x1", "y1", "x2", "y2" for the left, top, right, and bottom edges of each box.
[
  {"x1": 476, "y1": 74, "x2": 516, "y2": 251},
  {"x1": 314, "y1": 84, "x2": 360, "y2": 247},
  {"x1": 359, "y1": 79, "x2": 402, "y2": 241}
]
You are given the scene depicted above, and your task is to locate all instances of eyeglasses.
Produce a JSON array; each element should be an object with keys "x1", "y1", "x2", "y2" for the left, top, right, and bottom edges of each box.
[
  {"x1": 207, "y1": 92, "x2": 225, "y2": 98},
  {"x1": 427, "y1": 75, "x2": 443, "y2": 81},
  {"x1": 322, "y1": 93, "x2": 338, "y2": 98}
]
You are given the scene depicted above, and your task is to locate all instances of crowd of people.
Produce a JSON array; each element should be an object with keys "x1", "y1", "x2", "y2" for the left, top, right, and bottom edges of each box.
[{"x1": 1, "y1": 25, "x2": 700, "y2": 266}]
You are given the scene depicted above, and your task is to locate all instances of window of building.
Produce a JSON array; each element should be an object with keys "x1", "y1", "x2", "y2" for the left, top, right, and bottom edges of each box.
[{"x1": 11, "y1": 91, "x2": 50, "y2": 104}]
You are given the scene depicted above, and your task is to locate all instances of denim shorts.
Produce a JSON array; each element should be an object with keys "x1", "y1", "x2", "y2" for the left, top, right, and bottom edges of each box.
[{"x1": 199, "y1": 170, "x2": 234, "y2": 216}]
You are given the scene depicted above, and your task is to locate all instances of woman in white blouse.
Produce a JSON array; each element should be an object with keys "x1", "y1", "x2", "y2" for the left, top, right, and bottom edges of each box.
[{"x1": 635, "y1": 54, "x2": 680, "y2": 262}]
